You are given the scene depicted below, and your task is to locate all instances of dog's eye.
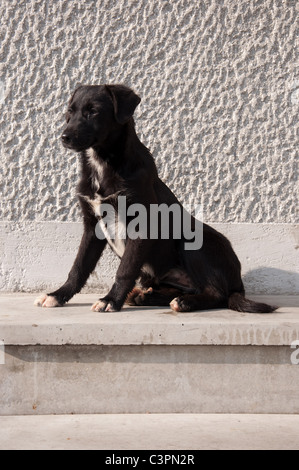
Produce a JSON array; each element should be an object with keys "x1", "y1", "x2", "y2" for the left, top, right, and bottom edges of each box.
[
  {"x1": 86, "y1": 109, "x2": 97, "y2": 119},
  {"x1": 67, "y1": 108, "x2": 73, "y2": 114},
  {"x1": 85, "y1": 109, "x2": 97, "y2": 120}
]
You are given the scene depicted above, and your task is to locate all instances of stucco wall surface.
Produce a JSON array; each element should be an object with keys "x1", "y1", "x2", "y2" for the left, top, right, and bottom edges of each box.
[{"x1": 0, "y1": 0, "x2": 298, "y2": 224}]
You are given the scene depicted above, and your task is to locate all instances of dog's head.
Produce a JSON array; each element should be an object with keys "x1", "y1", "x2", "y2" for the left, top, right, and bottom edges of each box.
[{"x1": 61, "y1": 84, "x2": 141, "y2": 151}]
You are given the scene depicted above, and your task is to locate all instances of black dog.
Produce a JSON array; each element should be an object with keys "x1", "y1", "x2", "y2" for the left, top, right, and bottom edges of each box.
[{"x1": 35, "y1": 84, "x2": 277, "y2": 313}]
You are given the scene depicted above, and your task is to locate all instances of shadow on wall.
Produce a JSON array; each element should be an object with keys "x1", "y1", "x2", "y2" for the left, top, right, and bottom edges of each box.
[{"x1": 243, "y1": 267, "x2": 299, "y2": 296}]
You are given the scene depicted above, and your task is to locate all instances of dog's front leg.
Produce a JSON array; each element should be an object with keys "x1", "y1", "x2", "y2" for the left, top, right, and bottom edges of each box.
[
  {"x1": 91, "y1": 238, "x2": 152, "y2": 312},
  {"x1": 35, "y1": 226, "x2": 107, "y2": 308}
]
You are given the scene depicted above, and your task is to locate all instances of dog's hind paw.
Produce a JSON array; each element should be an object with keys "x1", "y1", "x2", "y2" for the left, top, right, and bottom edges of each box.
[
  {"x1": 170, "y1": 298, "x2": 180, "y2": 312},
  {"x1": 34, "y1": 294, "x2": 61, "y2": 308},
  {"x1": 170, "y1": 297, "x2": 189, "y2": 312}
]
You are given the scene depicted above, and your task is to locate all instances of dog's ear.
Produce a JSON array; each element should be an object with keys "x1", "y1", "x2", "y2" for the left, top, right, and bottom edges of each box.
[{"x1": 105, "y1": 85, "x2": 141, "y2": 124}]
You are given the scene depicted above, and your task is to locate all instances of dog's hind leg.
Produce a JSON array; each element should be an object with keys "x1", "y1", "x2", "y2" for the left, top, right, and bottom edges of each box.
[
  {"x1": 126, "y1": 286, "x2": 184, "y2": 307},
  {"x1": 170, "y1": 290, "x2": 226, "y2": 312}
]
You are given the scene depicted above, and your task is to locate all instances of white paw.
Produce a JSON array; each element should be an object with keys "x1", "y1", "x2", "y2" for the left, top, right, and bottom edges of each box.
[
  {"x1": 170, "y1": 297, "x2": 180, "y2": 312},
  {"x1": 91, "y1": 300, "x2": 116, "y2": 312},
  {"x1": 91, "y1": 300, "x2": 106, "y2": 312},
  {"x1": 34, "y1": 294, "x2": 61, "y2": 308}
]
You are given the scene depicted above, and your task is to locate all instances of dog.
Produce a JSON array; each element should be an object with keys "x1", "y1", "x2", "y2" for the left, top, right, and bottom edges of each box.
[{"x1": 35, "y1": 84, "x2": 277, "y2": 313}]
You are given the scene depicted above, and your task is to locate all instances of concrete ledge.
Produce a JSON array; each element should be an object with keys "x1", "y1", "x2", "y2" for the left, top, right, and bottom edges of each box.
[
  {"x1": 3, "y1": 343, "x2": 299, "y2": 415},
  {"x1": 0, "y1": 294, "x2": 298, "y2": 346},
  {"x1": 1, "y1": 413, "x2": 299, "y2": 450},
  {"x1": 1, "y1": 294, "x2": 299, "y2": 415}
]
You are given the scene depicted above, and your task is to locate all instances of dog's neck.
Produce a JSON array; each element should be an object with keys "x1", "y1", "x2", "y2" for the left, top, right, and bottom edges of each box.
[
  {"x1": 82, "y1": 119, "x2": 157, "y2": 180},
  {"x1": 93, "y1": 124, "x2": 128, "y2": 165}
]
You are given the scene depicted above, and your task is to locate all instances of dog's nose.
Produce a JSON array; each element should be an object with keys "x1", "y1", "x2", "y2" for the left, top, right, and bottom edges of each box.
[{"x1": 61, "y1": 133, "x2": 71, "y2": 144}]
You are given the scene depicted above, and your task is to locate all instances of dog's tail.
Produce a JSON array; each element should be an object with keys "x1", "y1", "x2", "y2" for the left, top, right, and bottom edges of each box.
[{"x1": 228, "y1": 292, "x2": 278, "y2": 313}]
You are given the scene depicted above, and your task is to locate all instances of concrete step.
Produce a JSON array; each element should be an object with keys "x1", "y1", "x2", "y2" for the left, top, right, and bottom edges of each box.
[
  {"x1": 0, "y1": 294, "x2": 299, "y2": 415},
  {"x1": 1, "y1": 413, "x2": 299, "y2": 450}
]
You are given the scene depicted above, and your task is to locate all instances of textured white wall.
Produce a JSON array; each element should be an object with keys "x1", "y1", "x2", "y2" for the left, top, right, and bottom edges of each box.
[
  {"x1": 0, "y1": 0, "x2": 298, "y2": 292},
  {"x1": 0, "y1": 0, "x2": 298, "y2": 223}
]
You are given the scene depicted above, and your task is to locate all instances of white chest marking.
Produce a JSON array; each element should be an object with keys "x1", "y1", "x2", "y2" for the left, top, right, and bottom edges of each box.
[
  {"x1": 84, "y1": 148, "x2": 126, "y2": 258},
  {"x1": 81, "y1": 194, "x2": 102, "y2": 217},
  {"x1": 81, "y1": 195, "x2": 126, "y2": 259},
  {"x1": 86, "y1": 147, "x2": 104, "y2": 192},
  {"x1": 99, "y1": 215, "x2": 127, "y2": 258}
]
